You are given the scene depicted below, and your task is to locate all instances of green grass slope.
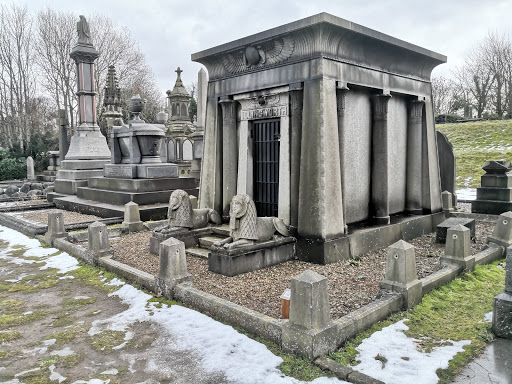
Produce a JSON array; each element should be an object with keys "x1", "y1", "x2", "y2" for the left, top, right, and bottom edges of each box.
[{"x1": 437, "y1": 120, "x2": 512, "y2": 189}]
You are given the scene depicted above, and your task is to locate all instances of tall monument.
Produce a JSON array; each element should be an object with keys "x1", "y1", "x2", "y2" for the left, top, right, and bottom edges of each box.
[{"x1": 51, "y1": 16, "x2": 111, "y2": 197}]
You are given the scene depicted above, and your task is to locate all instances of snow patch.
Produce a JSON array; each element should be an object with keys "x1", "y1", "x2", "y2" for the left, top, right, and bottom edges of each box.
[
  {"x1": 484, "y1": 311, "x2": 493, "y2": 323},
  {"x1": 100, "y1": 368, "x2": 118, "y2": 375},
  {"x1": 354, "y1": 319, "x2": 470, "y2": 384},
  {"x1": 49, "y1": 365, "x2": 67, "y2": 383},
  {"x1": 40, "y1": 253, "x2": 79, "y2": 274},
  {"x1": 50, "y1": 347, "x2": 74, "y2": 357}
]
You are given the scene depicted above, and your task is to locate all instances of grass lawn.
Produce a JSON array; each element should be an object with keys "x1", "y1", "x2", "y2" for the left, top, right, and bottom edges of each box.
[
  {"x1": 329, "y1": 260, "x2": 506, "y2": 383},
  {"x1": 437, "y1": 119, "x2": 512, "y2": 189}
]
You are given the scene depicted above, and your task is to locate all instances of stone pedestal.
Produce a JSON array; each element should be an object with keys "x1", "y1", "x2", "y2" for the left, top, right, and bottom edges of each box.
[
  {"x1": 380, "y1": 240, "x2": 422, "y2": 309},
  {"x1": 472, "y1": 161, "x2": 512, "y2": 214}
]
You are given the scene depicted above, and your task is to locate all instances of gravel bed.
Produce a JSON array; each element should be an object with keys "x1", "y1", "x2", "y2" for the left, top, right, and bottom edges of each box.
[
  {"x1": 11, "y1": 209, "x2": 102, "y2": 225},
  {"x1": 109, "y1": 221, "x2": 495, "y2": 320}
]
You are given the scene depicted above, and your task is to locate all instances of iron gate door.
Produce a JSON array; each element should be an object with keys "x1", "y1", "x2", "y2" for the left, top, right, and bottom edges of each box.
[{"x1": 252, "y1": 119, "x2": 280, "y2": 217}]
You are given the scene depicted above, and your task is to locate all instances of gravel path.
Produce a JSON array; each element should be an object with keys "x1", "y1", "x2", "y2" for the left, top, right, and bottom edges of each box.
[
  {"x1": 110, "y1": 221, "x2": 495, "y2": 320},
  {"x1": 11, "y1": 209, "x2": 102, "y2": 225}
]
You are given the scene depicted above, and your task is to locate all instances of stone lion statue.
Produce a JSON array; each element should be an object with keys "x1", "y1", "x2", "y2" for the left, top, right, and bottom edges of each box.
[
  {"x1": 214, "y1": 194, "x2": 289, "y2": 249},
  {"x1": 154, "y1": 189, "x2": 221, "y2": 234}
]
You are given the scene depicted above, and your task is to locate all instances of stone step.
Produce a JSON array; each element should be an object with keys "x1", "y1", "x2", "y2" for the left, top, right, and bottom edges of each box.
[
  {"x1": 212, "y1": 224, "x2": 230, "y2": 236},
  {"x1": 186, "y1": 247, "x2": 210, "y2": 259},
  {"x1": 198, "y1": 235, "x2": 226, "y2": 248}
]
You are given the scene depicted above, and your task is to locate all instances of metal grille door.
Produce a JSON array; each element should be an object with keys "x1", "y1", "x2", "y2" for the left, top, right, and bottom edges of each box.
[{"x1": 252, "y1": 119, "x2": 280, "y2": 217}]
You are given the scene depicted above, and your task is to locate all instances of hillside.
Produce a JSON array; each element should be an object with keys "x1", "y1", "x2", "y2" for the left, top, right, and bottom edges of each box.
[{"x1": 436, "y1": 120, "x2": 512, "y2": 189}]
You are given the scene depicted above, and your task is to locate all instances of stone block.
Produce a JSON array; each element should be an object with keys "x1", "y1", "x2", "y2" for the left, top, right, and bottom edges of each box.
[
  {"x1": 20, "y1": 183, "x2": 31, "y2": 193},
  {"x1": 493, "y1": 291, "x2": 512, "y2": 338},
  {"x1": 481, "y1": 173, "x2": 512, "y2": 188},
  {"x1": 441, "y1": 224, "x2": 475, "y2": 271},
  {"x1": 87, "y1": 221, "x2": 111, "y2": 258},
  {"x1": 436, "y1": 217, "x2": 475, "y2": 243},
  {"x1": 60, "y1": 159, "x2": 110, "y2": 170},
  {"x1": 157, "y1": 237, "x2": 191, "y2": 297},
  {"x1": 488, "y1": 212, "x2": 512, "y2": 248},
  {"x1": 54, "y1": 179, "x2": 88, "y2": 195},
  {"x1": 44, "y1": 210, "x2": 67, "y2": 246},
  {"x1": 477, "y1": 187, "x2": 512, "y2": 202},
  {"x1": 380, "y1": 240, "x2": 422, "y2": 309},
  {"x1": 472, "y1": 200, "x2": 512, "y2": 215},
  {"x1": 282, "y1": 321, "x2": 338, "y2": 360},
  {"x1": 122, "y1": 202, "x2": 144, "y2": 232}
]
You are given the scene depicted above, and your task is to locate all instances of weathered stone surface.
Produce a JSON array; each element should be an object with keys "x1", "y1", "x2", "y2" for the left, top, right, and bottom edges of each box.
[
  {"x1": 488, "y1": 211, "x2": 512, "y2": 248},
  {"x1": 441, "y1": 224, "x2": 475, "y2": 271},
  {"x1": 437, "y1": 131, "x2": 456, "y2": 204},
  {"x1": 156, "y1": 237, "x2": 191, "y2": 297},
  {"x1": 380, "y1": 240, "x2": 422, "y2": 309},
  {"x1": 441, "y1": 190, "x2": 454, "y2": 217},
  {"x1": 30, "y1": 183, "x2": 44, "y2": 191},
  {"x1": 122, "y1": 202, "x2": 144, "y2": 232},
  {"x1": 87, "y1": 221, "x2": 111, "y2": 258},
  {"x1": 10, "y1": 192, "x2": 27, "y2": 199},
  {"x1": 506, "y1": 246, "x2": 512, "y2": 294},
  {"x1": 20, "y1": 183, "x2": 31, "y2": 193},
  {"x1": 27, "y1": 190, "x2": 42, "y2": 197},
  {"x1": 5, "y1": 185, "x2": 19, "y2": 196},
  {"x1": 493, "y1": 292, "x2": 512, "y2": 338},
  {"x1": 26, "y1": 156, "x2": 35, "y2": 180},
  {"x1": 436, "y1": 217, "x2": 475, "y2": 243},
  {"x1": 44, "y1": 210, "x2": 67, "y2": 246}
]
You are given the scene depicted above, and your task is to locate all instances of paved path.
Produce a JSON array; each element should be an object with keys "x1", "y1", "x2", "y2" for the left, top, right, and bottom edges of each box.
[{"x1": 451, "y1": 338, "x2": 512, "y2": 384}]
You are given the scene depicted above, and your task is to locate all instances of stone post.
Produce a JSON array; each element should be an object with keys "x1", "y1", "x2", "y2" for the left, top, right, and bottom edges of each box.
[
  {"x1": 26, "y1": 156, "x2": 35, "y2": 181},
  {"x1": 493, "y1": 246, "x2": 512, "y2": 338},
  {"x1": 219, "y1": 97, "x2": 238, "y2": 218},
  {"x1": 122, "y1": 202, "x2": 144, "y2": 232},
  {"x1": 336, "y1": 83, "x2": 350, "y2": 234},
  {"x1": 156, "y1": 237, "x2": 192, "y2": 298},
  {"x1": 487, "y1": 211, "x2": 512, "y2": 248},
  {"x1": 371, "y1": 94, "x2": 392, "y2": 225},
  {"x1": 282, "y1": 270, "x2": 337, "y2": 359},
  {"x1": 44, "y1": 210, "x2": 67, "y2": 246},
  {"x1": 58, "y1": 109, "x2": 69, "y2": 162},
  {"x1": 441, "y1": 224, "x2": 475, "y2": 271},
  {"x1": 406, "y1": 100, "x2": 424, "y2": 215},
  {"x1": 442, "y1": 191, "x2": 454, "y2": 218},
  {"x1": 86, "y1": 221, "x2": 112, "y2": 265},
  {"x1": 289, "y1": 83, "x2": 303, "y2": 232},
  {"x1": 380, "y1": 240, "x2": 422, "y2": 309}
]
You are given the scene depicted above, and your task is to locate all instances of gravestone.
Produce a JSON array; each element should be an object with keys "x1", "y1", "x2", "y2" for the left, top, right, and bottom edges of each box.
[
  {"x1": 52, "y1": 16, "x2": 111, "y2": 197},
  {"x1": 436, "y1": 131, "x2": 456, "y2": 205},
  {"x1": 492, "y1": 246, "x2": 512, "y2": 338},
  {"x1": 26, "y1": 157, "x2": 35, "y2": 181},
  {"x1": 472, "y1": 161, "x2": 512, "y2": 214}
]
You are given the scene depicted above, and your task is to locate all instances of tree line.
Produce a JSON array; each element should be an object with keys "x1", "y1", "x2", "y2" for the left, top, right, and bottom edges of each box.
[
  {"x1": 432, "y1": 31, "x2": 512, "y2": 121},
  {"x1": 0, "y1": 3, "x2": 162, "y2": 158}
]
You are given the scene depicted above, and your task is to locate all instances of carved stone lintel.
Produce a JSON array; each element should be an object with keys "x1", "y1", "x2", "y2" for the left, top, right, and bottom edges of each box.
[{"x1": 372, "y1": 94, "x2": 392, "y2": 121}]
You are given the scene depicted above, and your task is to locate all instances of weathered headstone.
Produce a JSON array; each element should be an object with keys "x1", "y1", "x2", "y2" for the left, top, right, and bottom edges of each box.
[
  {"x1": 437, "y1": 131, "x2": 456, "y2": 205},
  {"x1": 441, "y1": 224, "x2": 475, "y2": 271},
  {"x1": 492, "y1": 246, "x2": 512, "y2": 338},
  {"x1": 26, "y1": 156, "x2": 35, "y2": 181},
  {"x1": 282, "y1": 270, "x2": 337, "y2": 359},
  {"x1": 122, "y1": 202, "x2": 144, "y2": 232},
  {"x1": 156, "y1": 237, "x2": 191, "y2": 297},
  {"x1": 44, "y1": 210, "x2": 67, "y2": 246},
  {"x1": 380, "y1": 240, "x2": 422, "y2": 309}
]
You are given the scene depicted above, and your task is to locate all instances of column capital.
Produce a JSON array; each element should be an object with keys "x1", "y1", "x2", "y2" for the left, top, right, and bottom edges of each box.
[
  {"x1": 336, "y1": 86, "x2": 350, "y2": 116},
  {"x1": 219, "y1": 99, "x2": 237, "y2": 122},
  {"x1": 409, "y1": 99, "x2": 425, "y2": 121},
  {"x1": 372, "y1": 94, "x2": 392, "y2": 121}
]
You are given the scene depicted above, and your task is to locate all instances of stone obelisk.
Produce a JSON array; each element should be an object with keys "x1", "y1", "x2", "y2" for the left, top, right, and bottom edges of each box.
[{"x1": 52, "y1": 15, "x2": 111, "y2": 197}]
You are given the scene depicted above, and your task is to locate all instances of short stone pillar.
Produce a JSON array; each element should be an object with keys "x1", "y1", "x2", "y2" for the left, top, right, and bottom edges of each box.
[
  {"x1": 86, "y1": 222, "x2": 112, "y2": 265},
  {"x1": 488, "y1": 211, "x2": 512, "y2": 248},
  {"x1": 122, "y1": 202, "x2": 144, "y2": 232},
  {"x1": 441, "y1": 224, "x2": 475, "y2": 271},
  {"x1": 156, "y1": 237, "x2": 192, "y2": 298},
  {"x1": 492, "y1": 246, "x2": 512, "y2": 338},
  {"x1": 44, "y1": 210, "x2": 67, "y2": 246},
  {"x1": 380, "y1": 240, "x2": 422, "y2": 309},
  {"x1": 26, "y1": 156, "x2": 35, "y2": 181},
  {"x1": 442, "y1": 191, "x2": 454, "y2": 218},
  {"x1": 282, "y1": 270, "x2": 337, "y2": 359}
]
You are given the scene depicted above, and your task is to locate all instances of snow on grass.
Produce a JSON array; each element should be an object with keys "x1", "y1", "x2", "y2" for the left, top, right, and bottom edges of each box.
[
  {"x1": 353, "y1": 319, "x2": 470, "y2": 384},
  {"x1": 91, "y1": 282, "x2": 346, "y2": 384},
  {"x1": 484, "y1": 312, "x2": 493, "y2": 323},
  {"x1": 50, "y1": 347, "x2": 75, "y2": 357},
  {"x1": 0, "y1": 225, "x2": 78, "y2": 274},
  {"x1": 456, "y1": 188, "x2": 476, "y2": 201}
]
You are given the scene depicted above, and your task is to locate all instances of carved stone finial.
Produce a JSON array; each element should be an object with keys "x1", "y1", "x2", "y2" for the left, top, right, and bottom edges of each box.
[
  {"x1": 77, "y1": 15, "x2": 92, "y2": 45},
  {"x1": 175, "y1": 67, "x2": 183, "y2": 80}
]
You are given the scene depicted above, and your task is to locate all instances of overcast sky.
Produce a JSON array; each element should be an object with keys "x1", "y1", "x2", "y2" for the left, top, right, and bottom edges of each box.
[{"x1": 6, "y1": 0, "x2": 512, "y2": 95}]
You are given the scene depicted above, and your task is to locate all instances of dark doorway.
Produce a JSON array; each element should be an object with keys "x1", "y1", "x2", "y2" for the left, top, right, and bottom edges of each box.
[{"x1": 252, "y1": 119, "x2": 280, "y2": 217}]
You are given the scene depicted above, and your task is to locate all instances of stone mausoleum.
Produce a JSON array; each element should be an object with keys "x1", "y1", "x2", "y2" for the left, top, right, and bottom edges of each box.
[{"x1": 192, "y1": 13, "x2": 446, "y2": 263}]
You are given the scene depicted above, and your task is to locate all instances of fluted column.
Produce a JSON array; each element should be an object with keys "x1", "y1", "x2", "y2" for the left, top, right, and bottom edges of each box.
[
  {"x1": 336, "y1": 84, "x2": 349, "y2": 233},
  {"x1": 371, "y1": 94, "x2": 392, "y2": 225},
  {"x1": 289, "y1": 83, "x2": 303, "y2": 231},
  {"x1": 219, "y1": 97, "x2": 238, "y2": 217},
  {"x1": 406, "y1": 100, "x2": 425, "y2": 214}
]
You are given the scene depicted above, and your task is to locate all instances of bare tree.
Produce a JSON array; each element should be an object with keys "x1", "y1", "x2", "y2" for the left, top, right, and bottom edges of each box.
[{"x1": 431, "y1": 76, "x2": 455, "y2": 116}]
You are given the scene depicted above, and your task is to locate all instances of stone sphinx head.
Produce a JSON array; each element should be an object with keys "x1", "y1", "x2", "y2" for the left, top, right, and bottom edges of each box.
[
  {"x1": 229, "y1": 194, "x2": 258, "y2": 241},
  {"x1": 167, "y1": 189, "x2": 193, "y2": 228}
]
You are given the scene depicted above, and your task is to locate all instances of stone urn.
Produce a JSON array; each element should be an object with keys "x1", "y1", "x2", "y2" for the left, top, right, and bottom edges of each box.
[
  {"x1": 156, "y1": 111, "x2": 168, "y2": 124},
  {"x1": 128, "y1": 94, "x2": 146, "y2": 119}
]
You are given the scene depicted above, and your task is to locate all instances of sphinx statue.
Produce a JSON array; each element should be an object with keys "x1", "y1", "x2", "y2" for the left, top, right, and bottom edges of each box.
[
  {"x1": 154, "y1": 189, "x2": 221, "y2": 234},
  {"x1": 214, "y1": 194, "x2": 290, "y2": 249}
]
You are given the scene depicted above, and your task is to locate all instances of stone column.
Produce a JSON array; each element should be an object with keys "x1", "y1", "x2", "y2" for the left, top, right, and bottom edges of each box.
[
  {"x1": 190, "y1": 68, "x2": 207, "y2": 183},
  {"x1": 371, "y1": 94, "x2": 392, "y2": 225},
  {"x1": 219, "y1": 97, "x2": 238, "y2": 218},
  {"x1": 336, "y1": 84, "x2": 349, "y2": 234},
  {"x1": 58, "y1": 109, "x2": 69, "y2": 161},
  {"x1": 406, "y1": 100, "x2": 424, "y2": 214},
  {"x1": 289, "y1": 83, "x2": 303, "y2": 232},
  {"x1": 298, "y1": 77, "x2": 344, "y2": 240}
]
